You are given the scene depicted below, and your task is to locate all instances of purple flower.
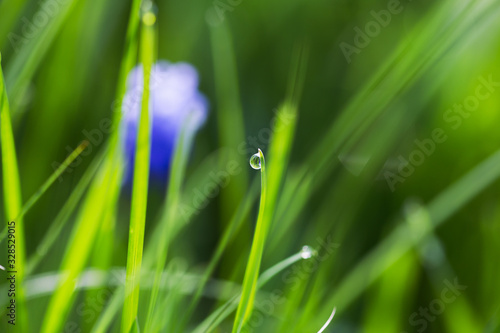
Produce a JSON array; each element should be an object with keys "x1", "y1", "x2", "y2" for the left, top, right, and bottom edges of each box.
[{"x1": 121, "y1": 61, "x2": 208, "y2": 185}]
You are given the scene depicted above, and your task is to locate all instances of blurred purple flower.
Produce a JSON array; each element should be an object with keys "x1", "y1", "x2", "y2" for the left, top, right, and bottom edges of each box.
[{"x1": 121, "y1": 61, "x2": 208, "y2": 185}]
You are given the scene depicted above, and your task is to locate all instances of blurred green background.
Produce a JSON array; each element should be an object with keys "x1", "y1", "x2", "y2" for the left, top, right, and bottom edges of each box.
[{"x1": 1, "y1": 0, "x2": 500, "y2": 332}]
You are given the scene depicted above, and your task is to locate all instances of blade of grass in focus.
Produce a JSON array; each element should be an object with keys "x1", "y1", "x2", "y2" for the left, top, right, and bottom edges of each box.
[
  {"x1": 0, "y1": 52, "x2": 28, "y2": 332},
  {"x1": 232, "y1": 46, "x2": 304, "y2": 331},
  {"x1": 232, "y1": 149, "x2": 267, "y2": 333},
  {"x1": 121, "y1": 7, "x2": 157, "y2": 333}
]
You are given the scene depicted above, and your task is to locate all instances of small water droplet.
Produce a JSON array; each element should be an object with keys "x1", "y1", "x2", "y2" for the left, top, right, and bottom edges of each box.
[
  {"x1": 249, "y1": 152, "x2": 261, "y2": 170},
  {"x1": 300, "y1": 245, "x2": 316, "y2": 259}
]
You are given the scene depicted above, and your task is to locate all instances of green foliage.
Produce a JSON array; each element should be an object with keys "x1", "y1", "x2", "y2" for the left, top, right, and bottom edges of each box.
[
  {"x1": 1, "y1": 0, "x2": 500, "y2": 332},
  {"x1": 122, "y1": 7, "x2": 156, "y2": 333}
]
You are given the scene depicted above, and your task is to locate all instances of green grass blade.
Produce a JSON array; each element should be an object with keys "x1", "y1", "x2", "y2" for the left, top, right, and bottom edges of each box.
[
  {"x1": 0, "y1": 52, "x2": 28, "y2": 332},
  {"x1": 232, "y1": 149, "x2": 267, "y2": 332},
  {"x1": 231, "y1": 45, "x2": 304, "y2": 332},
  {"x1": 121, "y1": 8, "x2": 156, "y2": 333}
]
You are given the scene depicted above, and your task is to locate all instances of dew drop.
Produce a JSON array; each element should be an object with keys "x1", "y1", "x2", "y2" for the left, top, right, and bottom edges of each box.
[
  {"x1": 300, "y1": 245, "x2": 316, "y2": 259},
  {"x1": 249, "y1": 152, "x2": 261, "y2": 170}
]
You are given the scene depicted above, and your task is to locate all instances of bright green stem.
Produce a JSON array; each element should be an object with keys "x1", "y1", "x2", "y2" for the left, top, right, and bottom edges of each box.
[
  {"x1": 0, "y1": 52, "x2": 28, "y2": 332},
  {"x1": 232, "y1": 149, "x2": 267, "y2": 333},
  {"x1": 121, "y1": 9, "x2": 156, "y2": 333}
]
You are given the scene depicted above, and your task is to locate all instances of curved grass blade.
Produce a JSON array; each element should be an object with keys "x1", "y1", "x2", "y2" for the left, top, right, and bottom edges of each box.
[
  {"x1": 231, "y1": 51, "x2": 302, "y2": 330},
  {"x1": 121, "y1": 7, "x2": 156, "y2": 333},
  {"x1": 232, "y1": 149, "x2": 267, "y2": 332}
]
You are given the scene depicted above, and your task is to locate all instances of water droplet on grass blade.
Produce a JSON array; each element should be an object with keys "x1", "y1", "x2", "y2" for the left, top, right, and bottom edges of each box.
[
  {"x1": 250, "y1": 152, "x2": 261, "y2": 170},
  {"x1": 300, "y1": 245, "x2": 316, "y2": 259}
]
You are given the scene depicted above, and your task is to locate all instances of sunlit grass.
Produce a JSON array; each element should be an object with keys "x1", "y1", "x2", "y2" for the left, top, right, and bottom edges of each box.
[
  {"x1": 0, "y1": 51, "x2": 28, "y2": 332},
  {"x1": 121, "y1": 6, "x2": 156, "y2": 332},
  {"x1": 1, "y1": 0, "x2": 500, "y2": 332}
]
